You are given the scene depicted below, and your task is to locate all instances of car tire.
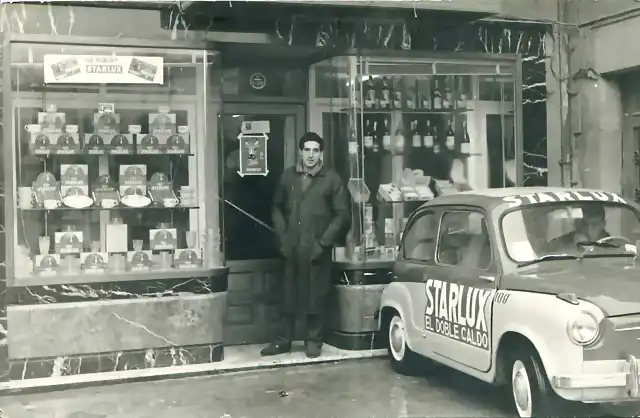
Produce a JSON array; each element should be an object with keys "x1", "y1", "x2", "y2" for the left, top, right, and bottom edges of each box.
[
  {"x1": 387, "y1": 314, "x2": 420, "y2": 375},
  {"x1": 508, "y1": 350, "x2": 558, "y2": 418}
]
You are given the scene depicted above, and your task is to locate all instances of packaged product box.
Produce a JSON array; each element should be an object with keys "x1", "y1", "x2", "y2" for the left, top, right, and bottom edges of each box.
[
  {"x1": 92, "y1": 174, "x2": 119, "y2": 206},
  {"x1": 136, "y1": 133, "x2": 166, "y2": 154},
  {"x1": 55, "y1": 231, "x2": 83, "y2": 254},
  {"x1": 119, "y1": 165, "x2": 147, "y2": 196},
  {"x1": 105, "y1": 223, "x2": 128, "y2": 253},
  {"x1": 149, "y1": 110, "x2": 176, "y2": 134},
  {"x1": 149, "y1": 228, "x2": 177, "y2": 251},
  {"x1": 29, "y1": 132, "x2": 56, "y2": 155},
  {"x1": 34, "y1": 254, "x2": 61, "y2": 275},
  {"x1": 32, "y1": 172, "x2": 61, "y2": 207},
  {"x1": 80, "y1": 252, "x2": 108, "y2": 273},
  {"x1": 107, "y1": 133, "x2": 135, "y2": 155},
  {"x1": 127, "y1": 250, "x2": 153, "y2": 272},
  {"x1": 84, "y1": 133, "x2": 108, "y2": 155},
  {"x1": 38, "y1": 111, "x2": 66, "y2": 134},
  {"x1": 54, "y1": 133, "x2": 81, "y2": 155},
  {"x1": 174, "y1": 248, "x2": 202, "y2": 269},
  {"x1": 94, "y1": 105, "x2": 120, "y2": 134},
  {"x1": 148, "y1": 172, "x2": 177, "y2": 204},
  {"x1": 164, "y1": 129, "x2": 190, "y2": 154},
  {"x1": 60, "y1": 164, "x2": 89, "y2": 198}
]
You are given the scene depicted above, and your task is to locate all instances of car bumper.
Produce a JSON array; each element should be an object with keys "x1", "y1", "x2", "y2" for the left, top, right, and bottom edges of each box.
[{"x1": 551, "y1": 355, "x2": 640, "y2": 403}]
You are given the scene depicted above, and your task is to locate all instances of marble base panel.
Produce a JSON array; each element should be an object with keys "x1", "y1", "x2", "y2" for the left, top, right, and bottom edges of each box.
[
  {"x1": 9, "y1": 343, "x2": 223, "y2": 381},
  {"x1": 8, "y1": 293, "x2": 226, "y2": 359},
  {"x1": 7, "y1": 274, "x2": 228, "y2": 305}
]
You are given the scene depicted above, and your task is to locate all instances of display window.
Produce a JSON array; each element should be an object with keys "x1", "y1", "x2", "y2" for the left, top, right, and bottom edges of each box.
[
  {"x1": 5, "y1": 42, "x2": 222, "y2": 283},
  {"x1": 308, "y1": 54, "x2": 520, "y2": 265}
]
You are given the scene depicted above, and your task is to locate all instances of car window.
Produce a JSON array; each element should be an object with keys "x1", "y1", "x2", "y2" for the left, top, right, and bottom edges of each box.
[
  {"x1": 437, "y1": 210, "x2": 492, "y2": 270},
  {"x1": 401, "y1": 211, "x2": 437, "y2": 262}
]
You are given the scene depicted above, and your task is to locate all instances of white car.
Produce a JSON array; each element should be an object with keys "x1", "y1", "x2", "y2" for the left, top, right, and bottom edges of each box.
[{"x1": 377, "y1": 187, "x2": 640, "y2": 417}]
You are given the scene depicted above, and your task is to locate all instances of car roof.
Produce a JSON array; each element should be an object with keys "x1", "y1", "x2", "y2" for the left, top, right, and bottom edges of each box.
[{"x1": 418, "y1": 187, "x2": 619, "y2": 210}]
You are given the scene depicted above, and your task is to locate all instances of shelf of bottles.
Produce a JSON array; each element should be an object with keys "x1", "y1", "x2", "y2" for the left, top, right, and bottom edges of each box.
[{"x1": 339, "y1": 65, "x2": 474, "y2": 264}]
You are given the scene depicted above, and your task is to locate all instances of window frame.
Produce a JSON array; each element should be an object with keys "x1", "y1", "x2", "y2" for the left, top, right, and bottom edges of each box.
[
  {"x1": 435, "y1": 208, "x2": 495, "y2": 271},
  {"x1": 398, "y1": 209, "x2": 438, "y2": 264}
]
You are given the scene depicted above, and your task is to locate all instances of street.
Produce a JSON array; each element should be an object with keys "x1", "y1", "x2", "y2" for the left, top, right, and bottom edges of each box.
[{"x1": 0, "y1": 358, "x2": 516, "y2": 418}]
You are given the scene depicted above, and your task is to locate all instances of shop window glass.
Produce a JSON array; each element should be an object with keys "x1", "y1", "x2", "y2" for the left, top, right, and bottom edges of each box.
[
  {"x1": 309, "y1": 55, "x2": 518, "y2": 265},
  {"x1": 8, "y1": 43, "x2": 219, "y2": 282}
]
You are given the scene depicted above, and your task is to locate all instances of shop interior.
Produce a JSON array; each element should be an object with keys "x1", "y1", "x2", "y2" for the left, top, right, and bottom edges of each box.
[{"x1": 3, "y1": 39, "x2": 519, "y2": 378}]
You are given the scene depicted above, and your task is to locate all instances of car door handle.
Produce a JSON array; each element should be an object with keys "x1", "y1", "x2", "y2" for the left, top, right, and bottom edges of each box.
[{"x1": 478, "y1": 275, "x2": 495, "y2": 282}]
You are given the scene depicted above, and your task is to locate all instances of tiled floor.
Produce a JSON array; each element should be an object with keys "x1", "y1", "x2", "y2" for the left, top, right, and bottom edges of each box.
[{"x1": 0, "y1": 343, "x2": 387, "y2": 392}]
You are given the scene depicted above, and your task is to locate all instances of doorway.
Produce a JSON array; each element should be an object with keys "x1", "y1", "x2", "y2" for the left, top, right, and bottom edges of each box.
[{"x1": 221, "y1": 103, "x2": 305, "y2": 345}]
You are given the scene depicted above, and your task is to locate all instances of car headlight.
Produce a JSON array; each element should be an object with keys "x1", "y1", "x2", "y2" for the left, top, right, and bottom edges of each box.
[{"x1": 567, "y1": 312, "x2": 600, "y2": 345}]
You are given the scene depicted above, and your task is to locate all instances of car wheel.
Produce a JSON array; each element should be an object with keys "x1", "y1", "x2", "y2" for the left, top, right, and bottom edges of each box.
[
  {"x1": 387, "y1": 314, "x2": 419, "y2": 375},
  {"x1": 509, "y1": 352, "x2": 556, "y2": 417}
]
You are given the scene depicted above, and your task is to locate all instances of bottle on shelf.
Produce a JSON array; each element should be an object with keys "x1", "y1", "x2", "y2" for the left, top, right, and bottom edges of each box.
[
  {"x1": 420, "y1": 78, "x2": 432, "y2": 110},
  {"x1": 380, "y1": 76, "x2": 391, "y2": 110},
  {"x1": 382, "y1": 117, "x2": 391, "y2": 151},
  {"x1": 380, "y1": 117, "x2": 391, "y2": 151},
  {"x1": 372, "y1": 119, "x2": 380, "y2": 153},
  {"x1": 423, "y1": 119, "x2": 435, "y2": 148},
  {"x1": 411, "y1": 120, "x2": 421, "y2": 148},
  {"x1": 364, "y1": 76, "x2": 376, "y2": 109},
  {"x1": 456, "y1": 76, "x2": 468, "y2": 109},
  {"x1": 443, "y1": 76, "x2": 454, "y2": 109},
  {"x1": 445, "y1": 119, "x2": 456, "y2": 151},
  {"x1": 392, "y1": 77, "x2": 403, "y2": 110},
  {"x1": 460, "y1": 120, "x2": 471, "y2": 154},
  {"x1": 405, "y1": 78, "x2": 417, "y2": 110},
  {"x1": 364, "y1": 119, "x2": 374, "y2": 149},
  {"x1": 432, "y1": 79, "x2": 442, "y2": 110}
]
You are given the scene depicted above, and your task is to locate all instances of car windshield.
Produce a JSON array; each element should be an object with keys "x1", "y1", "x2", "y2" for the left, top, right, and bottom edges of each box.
[{"x1": 501, "y1": 202, "x2": 640, "y2": 264}]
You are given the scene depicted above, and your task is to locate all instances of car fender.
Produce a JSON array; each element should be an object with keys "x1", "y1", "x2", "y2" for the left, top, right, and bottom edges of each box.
[
  {"x1": 379, "y1": 282, "x2": 420, "y2": 349},
  {"x1": 492, "y1": 291, "x2": 586, "y2": 380}
]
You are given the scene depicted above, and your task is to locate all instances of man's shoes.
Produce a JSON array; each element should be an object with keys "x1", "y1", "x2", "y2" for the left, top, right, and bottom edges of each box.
[
  {"x1": 306, "y1": 342, "x2": 322, "y2": 359},
  {"x1": 260, "y1": 342, "x2": 291, "y2": 357}
]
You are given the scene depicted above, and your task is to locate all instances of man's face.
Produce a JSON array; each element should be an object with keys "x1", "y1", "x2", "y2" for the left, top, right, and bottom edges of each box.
[
  {"x1": 300, "y1": 140, "x2": 322, "y2": 168},
  {"x1": 578, "y1": 214, "x2": 606, "y2": 240}
]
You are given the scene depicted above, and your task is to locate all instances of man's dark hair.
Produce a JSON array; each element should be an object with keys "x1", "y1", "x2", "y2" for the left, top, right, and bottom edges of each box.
[
  {"x1": 580, "y1": 203, "x2": 605, "y2": 220},
  {"x1": 298, "y1": 132, "x2": 324, "y2": 151}
]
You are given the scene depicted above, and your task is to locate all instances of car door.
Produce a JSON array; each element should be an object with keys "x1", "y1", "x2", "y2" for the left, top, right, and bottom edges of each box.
[
  {"x1": 425, "y1": 206, "x2": 498, "y2": 372},
  {"x1": 393, "y1": 208, "x2": 440, "y2": 355}
]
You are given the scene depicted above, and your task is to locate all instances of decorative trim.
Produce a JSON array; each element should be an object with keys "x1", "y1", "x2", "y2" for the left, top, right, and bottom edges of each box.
[
  {"x1": 9, "y1": 343, "x2": 223, "y2": 381},
  {"x1": 7, "y1": 275, "x2": 228, "y2": 305}
]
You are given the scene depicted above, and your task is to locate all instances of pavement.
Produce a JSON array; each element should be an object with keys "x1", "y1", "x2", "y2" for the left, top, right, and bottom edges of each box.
[{"x1": 0, "y1": 358, "x2": 623, "y2": 418}]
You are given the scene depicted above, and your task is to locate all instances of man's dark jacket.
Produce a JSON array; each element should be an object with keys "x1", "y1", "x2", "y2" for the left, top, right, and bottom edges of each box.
[{"x1": 272, "y1": 164, "x2": 350, "y2": 314}]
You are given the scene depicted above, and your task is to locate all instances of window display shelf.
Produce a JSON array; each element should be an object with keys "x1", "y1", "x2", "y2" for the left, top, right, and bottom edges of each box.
[
  {"x1": 13, "y1": 266, "x2": 228, "y2": 287},
  {"x1": 18, "y1": 204, "x2": 200, "y2": 212},
  {"x1": 5, "y1": 43, "x2": 219, "y2": 284},
  {"x1": 309, "y1": 53, "x2": 518, "y2": 267}
]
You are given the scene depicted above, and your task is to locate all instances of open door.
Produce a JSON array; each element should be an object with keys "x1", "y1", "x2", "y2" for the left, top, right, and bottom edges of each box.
[{"x1": 221, "y1": 103, "x2": 305, "y2": 345}]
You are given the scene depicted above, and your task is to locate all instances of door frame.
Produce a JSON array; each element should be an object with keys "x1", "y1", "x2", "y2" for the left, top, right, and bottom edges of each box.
[
  {"x1": 221, "y1": 103, "x2": 305, "y2": 169},
  {"x1": 221, "y1": 103, "x2": 306, "y2": 266}
]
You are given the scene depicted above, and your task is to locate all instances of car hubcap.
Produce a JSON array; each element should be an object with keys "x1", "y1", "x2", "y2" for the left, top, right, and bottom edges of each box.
[
  {"x1": 512, "y1": 360, "x2": 533, "y2": 417},
  {"x1": 389, "y1": 316, "x2": 406, "y2": 362}
]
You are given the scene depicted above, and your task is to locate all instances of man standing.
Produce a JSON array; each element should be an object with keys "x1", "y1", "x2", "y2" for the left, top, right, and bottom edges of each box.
[{"x1": 261, "y1": 132, "x2": 350, "y2": 359}]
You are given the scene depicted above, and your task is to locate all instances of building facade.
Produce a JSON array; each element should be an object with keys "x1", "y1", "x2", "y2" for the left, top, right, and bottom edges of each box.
[{"x1": 0, "y1": 0, "x2": 557, "y2": 390}]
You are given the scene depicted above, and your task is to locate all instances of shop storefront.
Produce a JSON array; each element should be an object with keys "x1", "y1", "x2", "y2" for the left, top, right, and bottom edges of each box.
[{"x1": 0, "y1": 1, "x2": 550, "y2": 390}]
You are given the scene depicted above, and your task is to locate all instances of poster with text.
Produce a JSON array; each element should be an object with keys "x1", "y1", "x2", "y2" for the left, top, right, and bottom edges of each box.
[
  {"x1": 44, "y1": 55, "x2": 164, "y2": 84},
  {"x1": 237, "y1": 133, "x2": 268, "y2": 177}
]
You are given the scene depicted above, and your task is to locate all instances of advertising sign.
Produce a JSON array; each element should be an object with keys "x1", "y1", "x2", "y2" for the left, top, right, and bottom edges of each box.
[
  {"x1": 237, "y1": 132, "x2": 268, "y2": 177},
  {"x1": 44, "y1": 55, "x2": 164, "y2": 84}
]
